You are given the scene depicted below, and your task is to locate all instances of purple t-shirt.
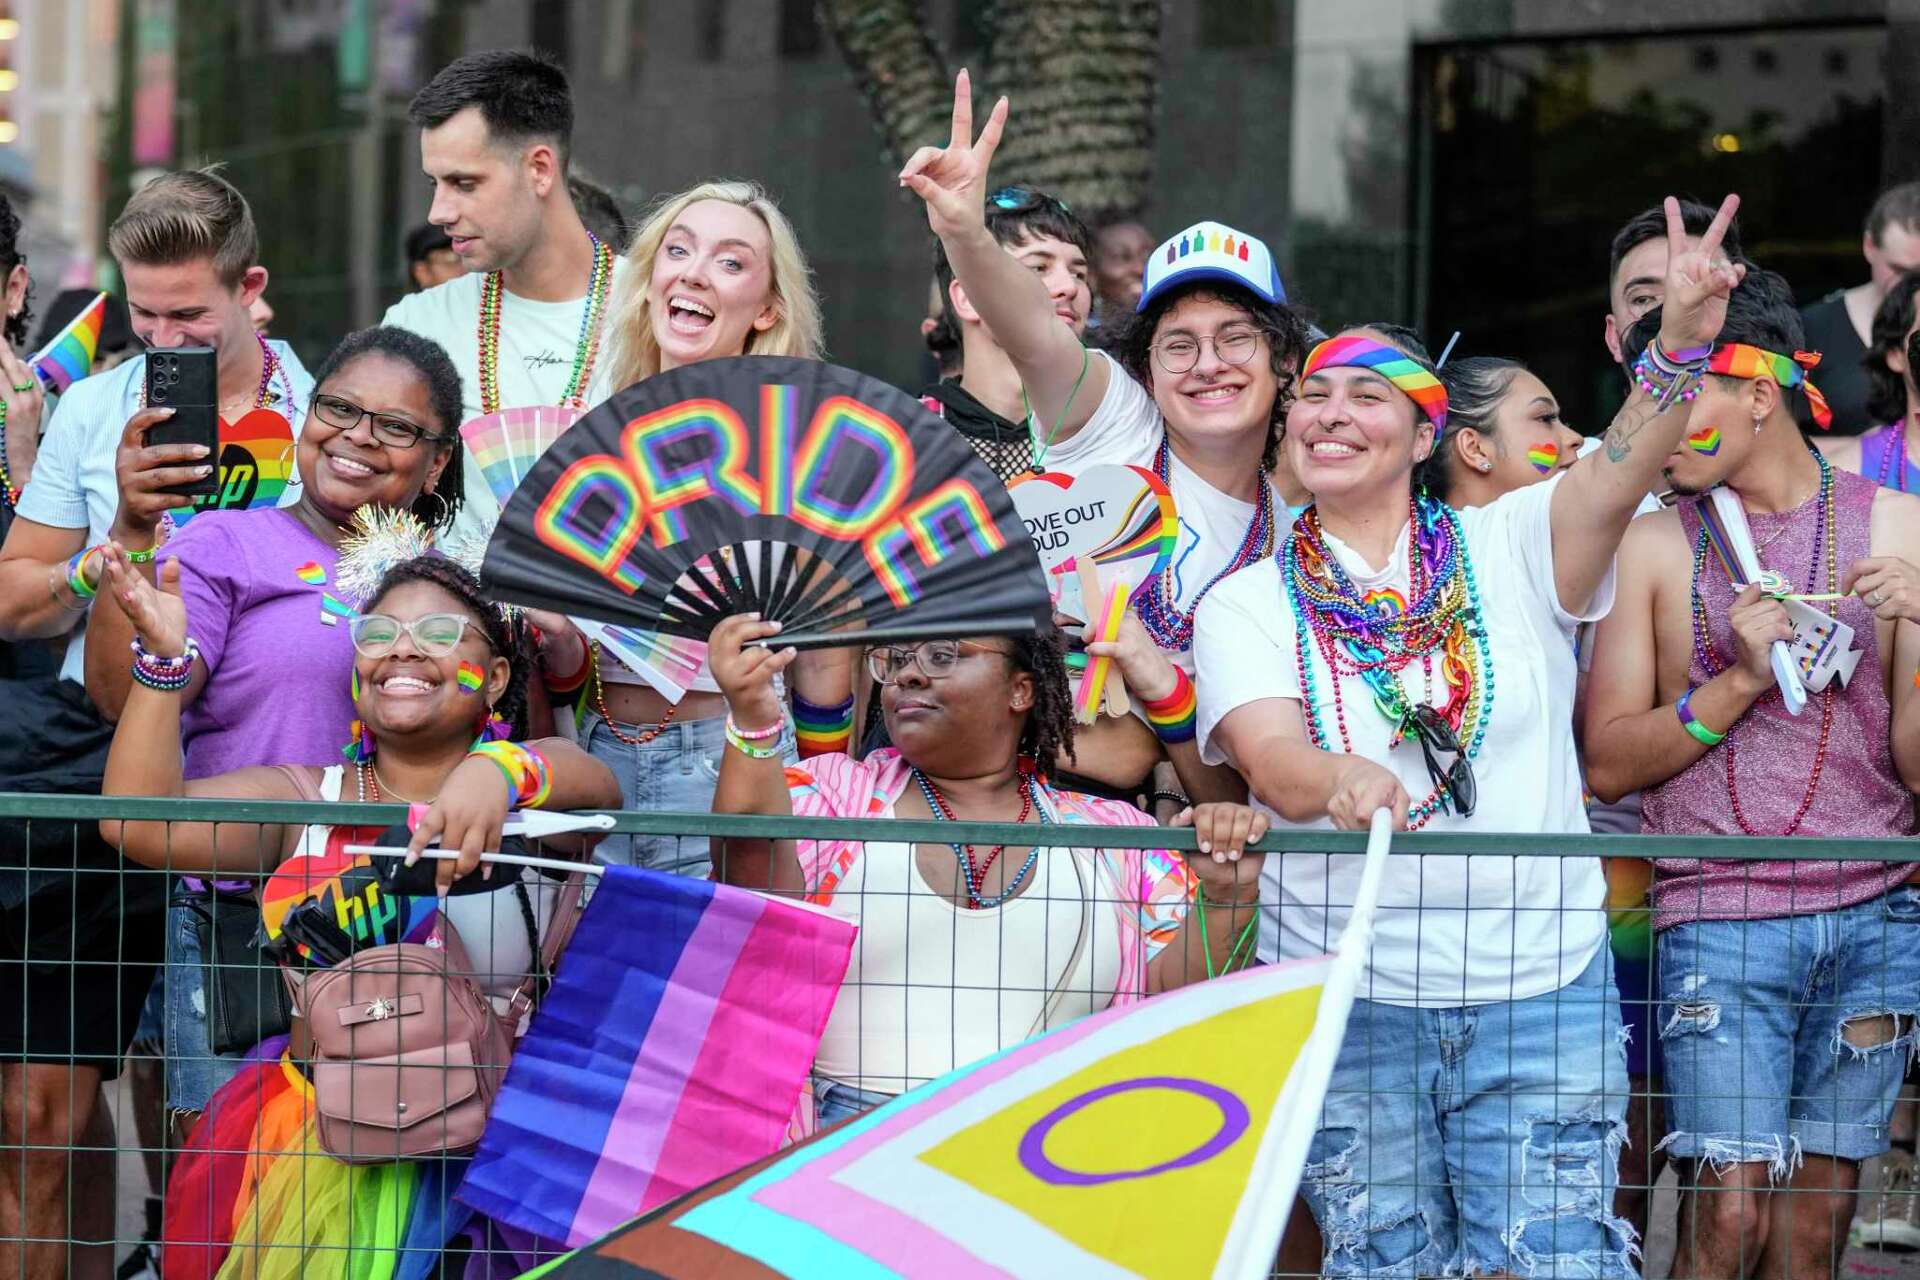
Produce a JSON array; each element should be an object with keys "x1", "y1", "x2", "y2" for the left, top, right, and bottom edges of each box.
[{"x1": 170, "y1": 507, "x2": 353, "y2": 780}]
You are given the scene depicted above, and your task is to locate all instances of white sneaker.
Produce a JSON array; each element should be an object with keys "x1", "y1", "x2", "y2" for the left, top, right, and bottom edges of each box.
[{"x1": 1855, "y1": 1149, "x2": 1920, "y2": 1253}]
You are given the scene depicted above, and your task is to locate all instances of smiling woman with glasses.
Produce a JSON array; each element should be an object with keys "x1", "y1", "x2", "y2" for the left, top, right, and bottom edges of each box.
[{"x1": 707, "y1": 612, "x2": 1271, "y2": 1131}]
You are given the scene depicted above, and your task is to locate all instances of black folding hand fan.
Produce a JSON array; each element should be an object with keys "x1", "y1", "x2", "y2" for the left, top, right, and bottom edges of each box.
[{"x1": 482, "y1": 356, "x2": 1050, "y2": 647}]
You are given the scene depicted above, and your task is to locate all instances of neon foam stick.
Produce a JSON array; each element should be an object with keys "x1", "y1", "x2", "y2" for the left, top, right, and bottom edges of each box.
[{"x1": 1073, "y1": 578, "x2": 1129, "y2": 724}]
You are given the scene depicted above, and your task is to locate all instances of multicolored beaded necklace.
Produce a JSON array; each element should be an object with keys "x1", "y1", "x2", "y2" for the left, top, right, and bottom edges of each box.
[
  {"x1": 1688, "y1": 452, "x2": 1836, "y2": 836},
  {"x1": 1283, "y1": 495, "x2": 1493, "y2": 830},
  {"x1": 1873, "y1": 422, "x2": 1917, "y2": 494},
  {"x1": 911, "y1": 767, "x2": 1042, "y2": 909},
  {"x1": 476, "y1": 231, "x2": 614, "y2": 414},
  {"x1": 0, "y1": 399, "x2": 18, "y2": 508},
  {"x1": 1135, "y1": 434, "x2": 1274, "y2": 652},
  {"x1": 137, "y1": 332, "x2": 292, "y2": 414}
]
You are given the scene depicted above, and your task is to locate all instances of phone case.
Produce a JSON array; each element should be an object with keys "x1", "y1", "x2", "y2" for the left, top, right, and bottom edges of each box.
[{"x1": 143, "y1": 347, "x2": 219, "y2": 497}]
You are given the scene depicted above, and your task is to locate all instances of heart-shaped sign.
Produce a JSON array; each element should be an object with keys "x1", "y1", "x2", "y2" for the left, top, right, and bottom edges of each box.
[
  {"x1": 171, "y1": 408, "x2": 299, "y2": 526},
  {"x1": 1009, "y1": 464, "x2": 1177, "y2": 602}
]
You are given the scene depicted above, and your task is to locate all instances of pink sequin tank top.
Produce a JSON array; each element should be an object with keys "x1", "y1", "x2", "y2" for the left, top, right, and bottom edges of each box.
[{"x1": 1643, "y1": 466, "x2": 1915, "y2": 930}]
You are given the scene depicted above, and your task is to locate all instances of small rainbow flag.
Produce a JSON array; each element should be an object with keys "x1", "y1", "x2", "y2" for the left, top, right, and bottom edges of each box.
[
  {"x1": 29, "y1": 291, "x2": 108, "y2": 394},
  {"x1": 319, "y1": 593, "x2": 355, "y2": 626}
]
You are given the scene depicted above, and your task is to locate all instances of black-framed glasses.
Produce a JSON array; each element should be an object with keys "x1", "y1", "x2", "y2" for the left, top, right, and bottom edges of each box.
[
  {"x1": 1403, "y1": 703, "x2": 1476, "y2": 818},
  {"x1": 310, "y1": 393, "x2": 444, "y2": 450},
  {"x1": 349, "y1": 612, "x2": 490, "y2": 659},
  {"x1": 867, "y1": 639, "x2": 1009, "y2": 686},
  {"x1": 989, "y1": 186, "x2": 1071, "y2": 215},
  {"x1": 1152, "y1": 327, "x2": 1265, "y2": 375}
]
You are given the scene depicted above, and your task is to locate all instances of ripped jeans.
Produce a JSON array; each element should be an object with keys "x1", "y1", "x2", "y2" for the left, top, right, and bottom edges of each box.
[
  {"x1": 1656, "y1": 883, "x2": 1920, "y2": 1172},
  {"x1": 1300, "y1": 946, "x2": 1636, "y2": 1278}
]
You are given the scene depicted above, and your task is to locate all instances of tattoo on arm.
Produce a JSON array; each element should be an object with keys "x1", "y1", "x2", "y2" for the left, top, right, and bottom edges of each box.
[{"x1": 1603, "y1": 400, "x2": 1659, "y2": 464}]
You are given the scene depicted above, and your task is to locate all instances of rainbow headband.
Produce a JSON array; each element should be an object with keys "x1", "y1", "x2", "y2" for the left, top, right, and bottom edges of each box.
[
  {"x1": 1706, "y1": 343, "x2": 1833, "y2": 431},
  {"x1": 1302, "y1": 336, "x2": 1448, "y2": 437}
]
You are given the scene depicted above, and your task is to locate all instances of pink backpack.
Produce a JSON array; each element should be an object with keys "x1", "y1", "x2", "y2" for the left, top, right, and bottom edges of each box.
[{"x1": 290, "y1": 873, "x2": 585, "y2": 1164}]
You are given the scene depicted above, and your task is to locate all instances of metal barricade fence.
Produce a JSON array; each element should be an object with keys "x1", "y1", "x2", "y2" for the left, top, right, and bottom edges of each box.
[{"x1": 0, "y1": 790, "x2": 1915, "y2": 1278}]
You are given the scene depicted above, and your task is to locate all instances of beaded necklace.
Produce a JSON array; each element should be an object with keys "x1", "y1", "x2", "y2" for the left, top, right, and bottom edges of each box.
[
  {"x1": 1134, "y1": 434, "x2": 1274, "y2": 652},
  {"x1": 1873, "y1": 422, "x2": 1917, "y2": 494},
  {"x1": 911, "y1": 767, "x2": 1042, "y2": 909},
  {"x1": 1283, "y1": 495, "x2": 1494, "y2": 830},
  {"x1": 476, "y1": 232, "x2": 614, "y2": 415},
  {"x1": 1687, "y1": 454, "x2": 1837, "y2": 837},
  {"x1": 0, "y1": 399, "x2": 17, "y2": 508},
  {"x1": 136, "y1": 333, "x2": 291, "y2": 414}
]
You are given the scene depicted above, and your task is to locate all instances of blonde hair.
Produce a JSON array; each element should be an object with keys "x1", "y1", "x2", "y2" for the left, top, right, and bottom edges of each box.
[
  {"x1": 108, "y1": 168, "x2": 258, "y2": 287},
  {"x1": 603, "y1": 180, "x2": 822, "y2": 389}
]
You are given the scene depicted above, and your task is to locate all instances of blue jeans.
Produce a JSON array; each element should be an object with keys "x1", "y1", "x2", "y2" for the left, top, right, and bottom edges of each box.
[
  {"x1": 1301, "y1": 947, "x2": 1636, "y2": 1278},
  {"x1": 162, "y1": 900, "x2": 247, "y2": 1113},
  {"x1": 1657, "y1": 882, "x2": 1920, "y2": 1172},
  {"x1": 814, "y1": 1078, "x2": 894, "y2": 1128},
  {"x1": 580, "y1": 712, "x2": 795, "y2": 880}
]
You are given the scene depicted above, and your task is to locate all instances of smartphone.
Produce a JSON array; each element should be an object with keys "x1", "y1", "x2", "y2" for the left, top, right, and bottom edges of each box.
[{"x1": 143, "y1": 346, "x2": 219, "y2": 497}]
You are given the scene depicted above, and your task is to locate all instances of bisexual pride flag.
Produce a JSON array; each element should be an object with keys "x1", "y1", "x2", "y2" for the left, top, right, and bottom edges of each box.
[
  {"x1": 456, "y1": 864, "x2": 855, "y2": 1248},
  {"x1": 29, "y1": 290, "x2": 107, "y2": 393}
]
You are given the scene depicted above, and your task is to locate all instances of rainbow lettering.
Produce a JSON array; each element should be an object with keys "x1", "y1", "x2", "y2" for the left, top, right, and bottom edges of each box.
[
  {"x1": 534, "y1": 455, "x2": 649, "y2": 593},
  {"x1": 1686, "y1": 426, "x2": 1722, "y2": 456},
  {"x1": 1526, "y1": 442, "x2": 1559, "y2": 474},
  {"x1": 624, "y1": 399, "x2": 759, "y2": 547},
  {"x1": 759, "y1": 384, "x2": 795, "y2": 517},
  {"x1": 790, "y1": 397, "x2": 914, "y2": 539},
  {"x1": 456, "y1": 660, "x2": 485, "y2": 693},
  {"x1": 864, "y1": 480, "x2": 1007, "y2": 607}
]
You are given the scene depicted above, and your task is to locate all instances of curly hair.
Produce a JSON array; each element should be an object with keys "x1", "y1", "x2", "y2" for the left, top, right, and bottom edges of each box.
[
  {"x1": 310, "y1": 326, "x2": 467, "y2": 533},
  {"x1": 1007, "y1": 624, "x2": 1075, "y2": 775},
  {"x1": 1865, "y1": 269, "x2": 1920, "y2": 425},
  {"x1": 0, "y1": 193, "x2": 30, "y2": 349},
  {"x1": 1108, "y1": 282, "x2": 1310, "y2": 470},
  {"x1": 365, "y1": 556, "x2": 532, "y2": 738}
]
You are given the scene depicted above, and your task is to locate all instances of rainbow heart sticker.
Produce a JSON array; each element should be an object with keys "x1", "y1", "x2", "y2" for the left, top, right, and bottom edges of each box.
[
  {"x1": 1686, "y1": 426, "x2": 1722, "y2": 456},
  {"x1": 1526, "y1": 443, "x2": 1558, "y2": 474},
  {"x1": 1361, "y1": 587, "x2": 1407, "y2": 618},
  {"x1": 295, "y1": 561, "x2": 325, "y2": 585},
  {"x1": 456, "y1": 660, "x2": 485, "y2": 693}
]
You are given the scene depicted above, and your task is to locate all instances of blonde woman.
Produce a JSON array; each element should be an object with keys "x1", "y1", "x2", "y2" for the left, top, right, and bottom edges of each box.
[{"x1": 585, "y1": 179, "x2": 842, "y2": 879}]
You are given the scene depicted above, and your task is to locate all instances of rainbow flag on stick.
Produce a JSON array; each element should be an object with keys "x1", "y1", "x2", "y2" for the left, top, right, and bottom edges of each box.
[
  {"x1": 456, "y1": 865, "x2": 856, "y2": 1248},
  {"x1": 28, "y1": 291, "x2": 107, "y2": 394}
]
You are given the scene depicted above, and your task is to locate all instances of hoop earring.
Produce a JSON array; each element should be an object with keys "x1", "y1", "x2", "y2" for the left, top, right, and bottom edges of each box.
[{"x1": 417, "y1": 490, "x2": 451, "y2": 530}]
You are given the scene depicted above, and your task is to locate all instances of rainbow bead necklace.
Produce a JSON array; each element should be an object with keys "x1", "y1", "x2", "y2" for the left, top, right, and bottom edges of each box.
[
  {"x1": 1135, "y1": 434, "x2": 1273, "y2": 652},
  {"x1": 1284, "y1": 495, "x2": 1493, "y2": 829},
  {"x1": 476, "y1": 231, "x2": 614, "y2": 414}
]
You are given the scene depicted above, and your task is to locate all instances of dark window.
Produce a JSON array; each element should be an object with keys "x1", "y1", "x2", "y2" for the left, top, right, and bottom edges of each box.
[
  {"x1": 1200, "y1": 0, "x2": 1277, "y2": 48},
  {"x1": 1692, "y1": 45, "x2": 1719, "y2": 71},
  {"x1": 1825, "y1": 47, "x2": 1849, "y2": 76},
  {"x1": 779, "y1": 0, "x2": 822, "y2": 58},
  {"x1": 1752, "y1": 45, "x2": 1778, "y2": 74}
]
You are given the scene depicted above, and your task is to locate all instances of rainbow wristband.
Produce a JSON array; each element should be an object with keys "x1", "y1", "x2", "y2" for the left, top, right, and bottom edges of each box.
[
  {"x1": 1676, "y1": 688, "x2": 1726, "y2": 747},
  {"x1": 468, "y1": 740, "x2": 554, "y2": 808},
  {"x1": 65, "y1": 546, "x2": 103, "y2": 600},
  {"x1": 1140, "y1": 665, "x2": 1198, "y2": 745},
  {"x1": 791, "y1": 693, "x2": 854, "y2": 758}
]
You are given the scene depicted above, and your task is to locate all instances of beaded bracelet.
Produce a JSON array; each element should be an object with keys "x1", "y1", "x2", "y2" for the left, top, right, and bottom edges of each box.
[
  {"x1": 65, "y1": 545, "x2": 103, "y2": 600},
  {"x1": 468, "y1": 740, "x2": 554, "y2": 808},
  {"x1": 130, "y1": 636, "x2": 199, "y2": 693},
  {"x1": 1630, "y1": 349, "x2": 1704, "y2": 407},
  {"x1": 1139, "y1": 666, "x2": 1198, "y2": 745},
  {"x1": 1676, "y1": 688, "x2": 1726, "y2": 747},
  {"x1": 791, "y1": 692, "x2": 854, "y2": 758},
  {"x1": 725, "y1": 714, "x2": 786, "y2": 759}
]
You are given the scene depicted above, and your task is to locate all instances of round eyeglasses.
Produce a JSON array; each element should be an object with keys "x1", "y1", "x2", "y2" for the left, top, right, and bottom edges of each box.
[
  {"x1": 349, "y1": 612, "x2": 489, "y2": 659},
  {"x1": 1151, "y1": 328, "x2": 1264, "y2": 376},
  {"x1": 866, "y1": 639, "x2": 1009, "y2": 686}
]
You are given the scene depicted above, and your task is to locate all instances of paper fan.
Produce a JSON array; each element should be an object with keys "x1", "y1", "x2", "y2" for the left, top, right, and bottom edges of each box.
[
  {"x1": 482, "y1": 356, "x2": 1050, "y2": 648},
  {"x1": 459, "y1": 406, "x2": 583, "y2": 507}
]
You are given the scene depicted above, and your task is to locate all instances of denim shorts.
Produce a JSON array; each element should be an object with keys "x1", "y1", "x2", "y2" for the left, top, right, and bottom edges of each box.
[
  {"x1": 580, "y1": 712, "x2": 795, "y2": 881},
  {"x1": 1300, "y1": 946, "x2": 1637, "y2": 1278},
  {"x1": 813, "y1": 1078, "x2": 894, "y2": 1129},
  {"x1": 162, "y1": 900, "x2": 247, "y2": 1113},
  {"x1": 1656, "y1": 882, "x2": 1920, "y2": 1172}
]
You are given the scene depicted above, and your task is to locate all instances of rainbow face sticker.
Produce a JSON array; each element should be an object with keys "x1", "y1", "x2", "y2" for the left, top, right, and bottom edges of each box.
[
  {"x1": 1361, "y1": 587, "x2": 1407, "y2": 618},
  {"x1": 1686, "y1": 426, "x2": 1722, "y2": 456},
  {"x1": 295, "y1": 561, "x2": 325, "y2": 585},
  {"x1": 455, "y1": 660, "x2": 485, "y2": 694},
  {"x1": 1526, "y1": 443, "x2": 1559, "y2": 475}
]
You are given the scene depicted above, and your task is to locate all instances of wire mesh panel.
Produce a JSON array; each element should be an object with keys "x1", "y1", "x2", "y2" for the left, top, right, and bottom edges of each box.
[{"x1": 0, "y1": 793, "x2": 1914, "y2": 1277}]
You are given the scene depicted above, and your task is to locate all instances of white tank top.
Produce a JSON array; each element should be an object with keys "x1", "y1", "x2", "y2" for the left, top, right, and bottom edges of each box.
[
  {"x1": 812, "y1": 841, "x2": 1118, "y2": 1096},
  {"x1": 287, "y1": 766, "x2": 557, "y2": 1002}
]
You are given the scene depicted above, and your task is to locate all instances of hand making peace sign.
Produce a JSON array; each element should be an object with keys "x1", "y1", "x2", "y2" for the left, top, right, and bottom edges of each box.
[
  {"x1": 1658, "y1": 192, "x2": 1745, "y2": 353},
  {"x1": 898, "y1": 69, "x2": 1009, "y2": 243}
]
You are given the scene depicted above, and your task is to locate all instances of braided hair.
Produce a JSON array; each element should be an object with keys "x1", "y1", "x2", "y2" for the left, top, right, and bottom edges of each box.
[
  {"x1": 1008, "y1": 624, "x2": 1076, "y2": 774},
  {"x1": 365, "y1": 555, "x2": 532, "y2": 738},
  {"x1": 310, "y1": 326, "x2": 467, "y2": 533}
]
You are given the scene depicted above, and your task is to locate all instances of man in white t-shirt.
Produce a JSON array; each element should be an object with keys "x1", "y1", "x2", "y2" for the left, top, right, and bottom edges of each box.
[
  {"x1": 1191, "y1": 196, "x2": 1744, "y2": 1278},
  {"x1": 381, "y1": 50, "x2": 627, "y2": 549}
]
